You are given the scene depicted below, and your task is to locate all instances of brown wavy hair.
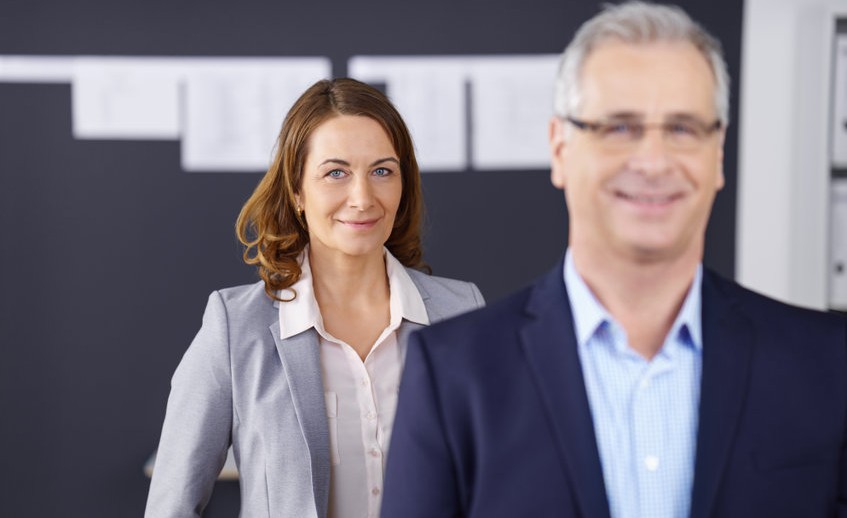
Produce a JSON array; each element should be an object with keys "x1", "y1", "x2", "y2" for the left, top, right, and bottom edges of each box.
[{"x1": 236, "y1": 78, "x2": 429, "y2": 301}]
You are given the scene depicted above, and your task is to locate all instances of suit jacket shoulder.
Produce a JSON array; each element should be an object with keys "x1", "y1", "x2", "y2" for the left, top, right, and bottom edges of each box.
[{"x1": 702, "y1": 269, "x2": 846, "y2": 345}]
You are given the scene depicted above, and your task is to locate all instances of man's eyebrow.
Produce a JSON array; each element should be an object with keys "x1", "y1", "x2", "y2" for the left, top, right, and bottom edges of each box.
[
  {"x1": 664, "y1": 113, "x2": 713, "y2": 122},
  {"x1": 602, "y1": 112, "x2": 712, "y2": 122},
  {"x1": 602, "y1": 112, "x2": 643, "y2": 121}
]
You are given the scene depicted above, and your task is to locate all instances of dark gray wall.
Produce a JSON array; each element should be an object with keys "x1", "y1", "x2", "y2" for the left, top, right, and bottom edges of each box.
[{"x1": 0, "y1": 1, "x2": 743, "y2": 516}]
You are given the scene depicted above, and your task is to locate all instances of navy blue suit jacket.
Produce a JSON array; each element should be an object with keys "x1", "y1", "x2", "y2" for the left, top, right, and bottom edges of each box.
[{"x1": 381, "y1": 262, "x2": 847, "y2": 518}]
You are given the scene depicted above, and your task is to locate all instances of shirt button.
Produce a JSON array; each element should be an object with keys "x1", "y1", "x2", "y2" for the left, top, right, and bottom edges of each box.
[
  {"x1": 371, "y1": 487, "x2": 381, "y2": 496},
  {"x1": 639, "y1": 378, "x2": 650, "y2": 390},
  {"x1": 369, "y1": 448, "x2": 381, "y2": 457},
  {"x1": 644, "y1": 455, "x2": 660, "y2": 471},
  {"x1": 365, "y1": 411, "x2": 376, "y2": 420},
  {"x1": 361, "y1": 378, "x2": 370, "y2": 387}
]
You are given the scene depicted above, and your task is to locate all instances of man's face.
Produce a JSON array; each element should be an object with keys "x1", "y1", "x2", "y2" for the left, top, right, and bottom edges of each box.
[{"x1": 550, "y1": 41, "x2": 725, "y2": 264}]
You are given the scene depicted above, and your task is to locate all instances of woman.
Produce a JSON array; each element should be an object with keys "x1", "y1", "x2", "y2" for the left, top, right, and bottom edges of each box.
[{"x1": 144, "y1": 78, "x2": 484, "y2": 518}]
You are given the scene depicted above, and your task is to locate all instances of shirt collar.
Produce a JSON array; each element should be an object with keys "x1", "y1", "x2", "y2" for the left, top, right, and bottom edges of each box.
[
  {"x1": 670, "y1": 265, "x2": 703, "y2": 351},
  {"x1": 277, "y1": 247, "x2": 323, "y2": 340},
  {"x1": 385, "y1": 248, "x2": 430, "y2": 327},
  {"x1": 564, "y1": 250, "x2": 613, "y2": 348},
  {"x1": 278, "y1": 246, "x2": 429, "y2": 340},
  {"x1": 563, "y1": 249, "x2": 702, "y2": 352}
]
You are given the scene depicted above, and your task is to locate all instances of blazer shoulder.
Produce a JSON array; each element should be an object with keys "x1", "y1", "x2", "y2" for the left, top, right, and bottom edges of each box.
[
  {"x1": 215, "y1": 280, "x2": 271, "y2": 307},
  {"x1": 418, "y1": 282, "x2": 535, "y2": 344},
  {"x1": 206, "y1": 280, "x2": 277, "y2": 337},
  {"x1": 406, "y1": 268, "x2": 485, "y2": 318}
]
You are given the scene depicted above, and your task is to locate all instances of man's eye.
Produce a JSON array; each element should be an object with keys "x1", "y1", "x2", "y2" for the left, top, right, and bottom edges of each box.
[
  {"x1": 667, "y1": 123, "x2": 698, "y2": 136},
  {"x1": 603, "y1": 122, "x2": 637, "y2": 136}
]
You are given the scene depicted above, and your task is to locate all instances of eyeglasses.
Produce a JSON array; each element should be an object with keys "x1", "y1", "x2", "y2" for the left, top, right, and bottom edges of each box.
[{"x1": 564, "y1": 116, "x2": 722, "y2": 151}]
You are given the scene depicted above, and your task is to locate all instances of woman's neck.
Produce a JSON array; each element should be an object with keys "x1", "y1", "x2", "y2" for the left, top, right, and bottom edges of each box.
[{"x1": 308, "y1": 246, "x2": 390, "y2": 310}]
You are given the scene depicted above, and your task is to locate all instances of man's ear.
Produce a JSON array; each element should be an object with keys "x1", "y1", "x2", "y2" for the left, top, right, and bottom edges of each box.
[
  {"x1": 549, "y1": 116, "x2": 567, "y2": 190},
  {"x1": 715, "y1": 128, "x2": 726, "y2": 191}
]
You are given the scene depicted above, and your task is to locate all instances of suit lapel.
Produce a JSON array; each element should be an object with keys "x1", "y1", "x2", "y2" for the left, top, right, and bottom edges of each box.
[
  {"x1": 269, "y1": 320, "x2": 331, "y2": 518},
  {"x1": 690, "y1": 271, "x2": 755, "y2": 518},
  {"x1": 520, "y1": 265, "x2": 611, "y2": 518}
]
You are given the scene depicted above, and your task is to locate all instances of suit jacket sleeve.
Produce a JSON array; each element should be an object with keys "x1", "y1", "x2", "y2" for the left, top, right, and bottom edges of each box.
[
  {"x1": 145, "y1": 291, "x2": 233, "y2": 518},
  {"x1": 382, "y1": 329, "x2": 463, "y2": 518}
]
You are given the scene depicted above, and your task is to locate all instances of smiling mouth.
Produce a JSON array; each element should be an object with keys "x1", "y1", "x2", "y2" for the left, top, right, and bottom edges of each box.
[
  {"x1": 616, "y1": 191, "x2": 683, "y2": 205},
  {"x1": 341, "y1": 218, "x2": 380, "y2": 228}
]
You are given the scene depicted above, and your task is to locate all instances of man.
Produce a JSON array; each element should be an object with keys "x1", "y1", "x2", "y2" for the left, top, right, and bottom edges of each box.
[{"x1": 381, "y1": 2, "x2": 847, "y2": 518}]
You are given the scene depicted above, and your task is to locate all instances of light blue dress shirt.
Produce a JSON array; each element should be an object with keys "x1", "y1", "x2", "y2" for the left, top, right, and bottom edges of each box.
[{"x1": 564, "y1": 251, "x2": 703, "y2": 518}]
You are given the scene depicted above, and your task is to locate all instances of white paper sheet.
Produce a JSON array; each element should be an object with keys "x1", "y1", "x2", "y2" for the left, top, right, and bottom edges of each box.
[
  {"x1": 180, "y1": 58, "x2": 330, "y2": 172},
  {"x1": 0, "y1": 55, "x2": 74, "y2": 82},
  {"x1": 71, "y1": 57, "x2": 182, "y2": 139},
  {"x1": 350, "y1": 56, "x2": 469, "y2": 172},
  {"x1": 469, "y1": 55, "x2": 558, "y2": 170}
]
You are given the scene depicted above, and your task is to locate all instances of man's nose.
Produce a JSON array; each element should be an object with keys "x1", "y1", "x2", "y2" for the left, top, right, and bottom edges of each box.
[{"x1": 627, "y1": 128, "x2": 672, "y2": 176}]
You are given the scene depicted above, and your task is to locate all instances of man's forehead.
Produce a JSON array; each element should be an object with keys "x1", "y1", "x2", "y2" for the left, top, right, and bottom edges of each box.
[
  {"x1": 578, "y1": 40, "x2": 716, "y2": 117},
  {"x1": 581, "y1": 39, "x2": 714, "y2": 79}
]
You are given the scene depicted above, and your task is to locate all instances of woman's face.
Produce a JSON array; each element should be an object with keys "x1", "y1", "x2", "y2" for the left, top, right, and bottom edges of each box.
[{"x1": 296, "y1": 115, "x2": 403, "y2": 262}]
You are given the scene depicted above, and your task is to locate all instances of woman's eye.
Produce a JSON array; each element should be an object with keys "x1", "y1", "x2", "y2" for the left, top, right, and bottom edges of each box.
[
  {"x1": 373, "y1": 167, "x2": 392, "y2": 177},
  {"x1": 327, "y1": 169, "x2": 346, "y2": 179}
]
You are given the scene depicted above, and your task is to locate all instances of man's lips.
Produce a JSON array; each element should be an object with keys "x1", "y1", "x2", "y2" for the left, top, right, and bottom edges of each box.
[{"x1": 615, "y1": 191, "x2": 684, "y2": 205}]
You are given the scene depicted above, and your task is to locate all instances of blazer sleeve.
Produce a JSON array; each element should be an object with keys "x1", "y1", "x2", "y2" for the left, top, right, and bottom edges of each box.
[
  {"x1": 381, "y1": 329, "x2": 463, "y2": 518},
  {"x1": 145, "y1": 291, "x2": 234, "y2": 518}
]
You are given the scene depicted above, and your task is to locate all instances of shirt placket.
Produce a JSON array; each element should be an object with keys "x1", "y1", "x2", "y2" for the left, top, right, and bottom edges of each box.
[
  {"x1": 344, "y1": 348, "x2": 384, "y2": 518},
  {"x1": 632, "y1": 353, "x2": 674, "y2": 518}
]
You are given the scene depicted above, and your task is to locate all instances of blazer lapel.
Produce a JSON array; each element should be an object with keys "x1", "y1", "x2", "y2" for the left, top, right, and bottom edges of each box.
[
  {"x1": 690, "y1": 271, "x2": 755, "y2": 518},
  {"x1": 269, "y1": 320, "x2": 331, "y2": 518},
  {"x1": 519, "y1": 264, "x2": 611, "y2": 518}
]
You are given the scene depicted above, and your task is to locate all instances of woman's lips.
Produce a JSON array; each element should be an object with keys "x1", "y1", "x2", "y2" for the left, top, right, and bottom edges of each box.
[{"x1": 340, "y1": 217, "x2": 380, "y2": 229}]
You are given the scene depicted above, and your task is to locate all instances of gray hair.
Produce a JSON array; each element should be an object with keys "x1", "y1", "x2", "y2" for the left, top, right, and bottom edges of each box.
[{"x1": 553, "y1": 1, "x2": 730, "y2": 126}]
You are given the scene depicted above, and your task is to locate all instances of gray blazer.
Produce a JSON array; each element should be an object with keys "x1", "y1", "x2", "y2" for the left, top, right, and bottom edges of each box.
[{"x1": 145, "y1": 269, "x2": 484, "y2": 518}]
